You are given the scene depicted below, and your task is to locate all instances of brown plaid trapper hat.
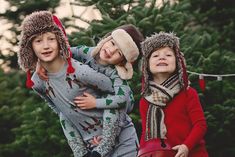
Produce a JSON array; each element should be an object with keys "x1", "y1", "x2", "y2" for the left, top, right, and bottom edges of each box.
[
  {"x1": 18, "y1": 11, "x2": 74, "y2": 88},
  {"x1": 141, "y1": 32, "x2": 188, "y2": 96}
]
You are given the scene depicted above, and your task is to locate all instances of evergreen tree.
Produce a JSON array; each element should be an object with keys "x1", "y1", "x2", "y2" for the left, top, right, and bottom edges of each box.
[
  {"x1": 186, "y1": 0, "x2": 235, "y2": 156},
  {"x1": 0, "y1": 71, "x2": 72, "y2": 157}
]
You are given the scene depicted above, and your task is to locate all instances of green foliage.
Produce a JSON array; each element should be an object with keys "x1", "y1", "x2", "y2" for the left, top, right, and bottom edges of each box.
[
  {"x1": 205, "y1": 102, "x2": 235, "y2": 157},
  {"x1": 0, "y1": 69, "x2": 72, "y2": 157}
]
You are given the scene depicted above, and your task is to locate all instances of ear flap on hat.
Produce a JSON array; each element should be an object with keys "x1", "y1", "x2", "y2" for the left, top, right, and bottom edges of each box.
[
  {"x1": 115, "y1": 62, "x2": 133, "y2": 80},
  {"x1": 52, "y1": 15, "x2": 75, "y2": 74},
  {"x1": 26, "y1": 69, "x2": 34, "y2": 88}
]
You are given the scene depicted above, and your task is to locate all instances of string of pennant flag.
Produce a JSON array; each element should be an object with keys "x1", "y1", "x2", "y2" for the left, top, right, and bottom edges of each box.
[{"x1": 187, "y1": 71, "x2": 235, "y2": 92}]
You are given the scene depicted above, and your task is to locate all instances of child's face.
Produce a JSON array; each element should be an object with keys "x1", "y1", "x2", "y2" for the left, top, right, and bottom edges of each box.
[
  {"x1": 32, "y1": 32, "x2": 59, "y2": 63},
  {"x1": 149, "y1": 47, "x2": 176, "y2": 78},
  {"x1": 99, "y1": 39, "x2": 125, "y2": 65}
]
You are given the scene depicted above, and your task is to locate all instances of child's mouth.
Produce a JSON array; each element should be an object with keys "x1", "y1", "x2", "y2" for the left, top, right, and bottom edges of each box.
[
  {"x1": 42, "y1": 51, "x2": 52, "y2": 56},
  {"x1": 157, "y1": 63, "x2": 168, "y2": 66}
]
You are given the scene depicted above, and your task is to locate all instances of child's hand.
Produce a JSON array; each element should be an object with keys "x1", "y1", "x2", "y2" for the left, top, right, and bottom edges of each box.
[
  {"x1": 36, "y1": 61, "x2": 48, "y2": 81},
  {"x1": 90, "y1": 136, "x2": 102, "y2": 146},
  {"x1": 73, "y1": 92, "x2": 96, "y2": 109},
  {"x1": 172, "y1": 144, "x2": 189, "y2": 157}
]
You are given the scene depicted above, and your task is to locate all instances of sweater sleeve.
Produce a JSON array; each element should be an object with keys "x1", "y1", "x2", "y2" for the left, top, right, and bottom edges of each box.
[
  {"x1": 96, "y1": 68, "x2": 134, "y2": 112},
  {"x1": 70, "y1": 46, "x2": 93, "y2": 63},
  {"x1": 183, "y1": 88, "x2": 207, "y2": 150},
  {"x1": 139, "y1": 97, "x2": 149, "y2": 146},
  {"x1": 75, "y1": 62, "x2": 114, "y2": 94}
]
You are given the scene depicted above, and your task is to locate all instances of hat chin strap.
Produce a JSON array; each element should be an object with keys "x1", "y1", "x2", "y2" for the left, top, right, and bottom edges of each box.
[{"x1": 115, "y1": 62, "x2": 133, "y2": 80}]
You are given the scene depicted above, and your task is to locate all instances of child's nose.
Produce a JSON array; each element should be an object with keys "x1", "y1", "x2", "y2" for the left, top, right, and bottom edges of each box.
[
  {"x1": 42, "y1": 40, "x2": 49, "y2": 49},
  {"x1": 159, "y1": 55, "x2": 166, "y2": 60},
  {"x1": 109, "y1": 46, "x2": 118, "y2": 54}
]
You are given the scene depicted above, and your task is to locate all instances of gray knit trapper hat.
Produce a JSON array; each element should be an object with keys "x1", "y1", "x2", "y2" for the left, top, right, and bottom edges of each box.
[
  {"x1": 141, "y1": 32, "x2": 188, "y2": 96},
  {"x1": 18, "y1": 11, "x2": 75, "y2": 88},
  {"x1": 91, "y1": 24, "x2": 144, "y2": 80}
]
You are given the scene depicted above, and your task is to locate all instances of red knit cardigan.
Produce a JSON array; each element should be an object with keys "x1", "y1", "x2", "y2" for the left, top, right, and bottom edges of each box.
[{"x1": 139, "y1": 87, "x2": 209, "y2": 157}]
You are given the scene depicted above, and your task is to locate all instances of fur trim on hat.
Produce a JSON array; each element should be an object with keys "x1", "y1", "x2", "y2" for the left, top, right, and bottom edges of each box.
[
  {"x1": 141, "y1": 32, "x2": 188, "y2": 96},
  {"x1": 115, "y1": 62, "x2": 133, "y2": 80},
  {"x1": 18, "y1": 11, "x2": 70, "y2": 71},
  {"x1": 111, "y1": 29, "x2": 139, "y2": 62},
  {"x1": 141, "y1": 32, "x2": 179, "y2": 57}
]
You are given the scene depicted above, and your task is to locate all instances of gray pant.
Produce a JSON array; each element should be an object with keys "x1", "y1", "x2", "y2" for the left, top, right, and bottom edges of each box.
[
  {"x1": 59, "y1": 113, "x2": 88, "y2": 157},
  {"x1": 105, "y1": 122, "x2": 139, "y2": 157}
]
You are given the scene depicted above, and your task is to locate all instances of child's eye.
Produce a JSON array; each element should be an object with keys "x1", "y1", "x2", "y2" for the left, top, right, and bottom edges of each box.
[
  {"x1": 118, "y1": 51, "x2": 123, "y2": 56},
  {"x1": 49, "y1": 37, "x2": 56, "y2": 41},
  {"x1": 111, "y1": 41, "x2": 115, "y2": 46},
  {"x1": 35, "y1": 39, "x2": 42, "y2": 43},
  {"x1": 166, "y1": 54, "x2": 173, "y2": 56},
  {"x1": 153, "y1": 55, "x2": 159, "y2": 57}
]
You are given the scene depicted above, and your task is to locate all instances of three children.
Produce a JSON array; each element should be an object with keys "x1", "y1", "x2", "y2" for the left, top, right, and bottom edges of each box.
[{"x1": 17, "y1": 10, "x2": 209, "y2": 157}]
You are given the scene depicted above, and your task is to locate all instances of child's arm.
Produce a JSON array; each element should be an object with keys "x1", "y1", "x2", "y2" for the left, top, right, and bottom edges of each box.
[
  {"x1": 139, "y1": 97, "x2": 149, "y2": 146},
  {"x1": 74, "y1": 92, "x2": 96, "y2": 109},
  {"x1": 173, "y1": 88, "x2": 207, "y2": 157},
  {"x1": 74, "y1": 62, "x2": 122, "y2": 157},
  {"x1": 74, "y1": 67, "x2": 134, "y2": 112},
  {"x1": 70, "y1": 46, "x2": 93, "y2": 63},
  {"x1": 182, "y1": 88, "x2": 207, "y2": 150},
  {"x1": 96, "y1": 69, "x2": 134, "y2": 112},
  {"x1": 71, "y1": 46, "x2": 134, "y2": 111},
  {"x1": 75, "y1": 62, "x2": 114, "y2": 94}
]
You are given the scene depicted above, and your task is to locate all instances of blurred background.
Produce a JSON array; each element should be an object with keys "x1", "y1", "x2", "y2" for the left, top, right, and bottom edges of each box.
[{"x1": 0, "y1": 0, "x2": 234, "y2": 157}]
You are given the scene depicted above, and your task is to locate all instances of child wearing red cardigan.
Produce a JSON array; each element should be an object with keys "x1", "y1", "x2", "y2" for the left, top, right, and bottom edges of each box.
[{"x1": 139, "y1": 32, "x2": 209, "y2": 157}]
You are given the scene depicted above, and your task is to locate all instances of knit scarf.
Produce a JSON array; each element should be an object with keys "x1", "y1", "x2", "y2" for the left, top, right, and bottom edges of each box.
[{"x1": 145, "y1": 73, "x2": 180, "y2": 141}]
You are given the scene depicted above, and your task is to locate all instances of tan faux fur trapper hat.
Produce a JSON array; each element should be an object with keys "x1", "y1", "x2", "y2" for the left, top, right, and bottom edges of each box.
[
  {"x1": 92, "y1": 24, "x2": 144, "y2": 80},
  {"x1": 18, "y1": 10, "x2": 75, "y2": 88}
]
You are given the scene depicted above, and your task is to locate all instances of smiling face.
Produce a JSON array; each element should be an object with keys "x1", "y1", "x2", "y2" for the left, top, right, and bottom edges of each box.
[
  {"x1": 149, "y1": 47, "x2": 176, "y2": 81},
  {"x1": 99, "y1": 39, "x2": 125, "y2": 65},
  {"x1": 32, "y1": 32, "x2": 60, "y2": 64}
]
